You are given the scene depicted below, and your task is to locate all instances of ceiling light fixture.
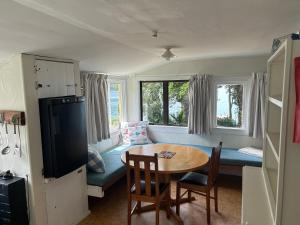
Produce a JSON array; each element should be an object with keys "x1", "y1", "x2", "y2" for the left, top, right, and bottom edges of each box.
[{"x1": 161, "y1": 47, "x2": 175, "y2": 61}]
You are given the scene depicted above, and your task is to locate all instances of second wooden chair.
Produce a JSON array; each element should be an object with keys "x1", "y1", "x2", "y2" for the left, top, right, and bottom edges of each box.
[{"x1": 175, "y1": 142, "x2": 223, "y2": 224}]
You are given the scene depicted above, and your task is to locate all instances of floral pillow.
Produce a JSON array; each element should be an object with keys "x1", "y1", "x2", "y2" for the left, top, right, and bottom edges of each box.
[
  {"x1": 121, "y1": 121, "x2": 152, "y2": 145},
  {"x1": 127, "y1": 126, "x2": 149, "y2": 145}
]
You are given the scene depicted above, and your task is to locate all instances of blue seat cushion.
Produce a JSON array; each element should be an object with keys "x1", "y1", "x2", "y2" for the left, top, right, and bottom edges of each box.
[
  {"x1": 185, "y1": 144, "x2": 262, "y2": 167},
  {"x1": 179, "y1": 172, "x2": 208, "y2": 186},
  {"x1": 87, "y1": 144, "x2": 130, "y2": 187}
]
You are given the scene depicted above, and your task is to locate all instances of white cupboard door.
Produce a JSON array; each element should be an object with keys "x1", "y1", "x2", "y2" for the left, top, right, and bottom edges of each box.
[
  {"x1": 35, "y1": 60, "x2": 52, "y2": 98},
  {"x1": 64, "y1": 63, "x2": 76, "y2": 96},
  {"x1": 35, "y1": 60, "x2": 75, "y2": 98}
]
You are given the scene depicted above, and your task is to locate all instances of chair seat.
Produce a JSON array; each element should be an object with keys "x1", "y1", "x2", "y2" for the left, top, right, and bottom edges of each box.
[
  {"x1": 131, "y1": 181, "x2": 168, "y2": 196},
  {"x1": 179, "y1": 172, "x2": 208, "y2": 186}
]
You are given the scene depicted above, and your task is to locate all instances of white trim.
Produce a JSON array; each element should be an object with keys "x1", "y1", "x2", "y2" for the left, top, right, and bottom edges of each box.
[
  {"x1": 211, "y1": 75, "x2": 251, "y2": 135},
  {"x1": 107, "y1": 78, "x2": 128, "y2": 133},
  {"x1": 87, "y1": 185, "x2": 104, "y2": 198}
]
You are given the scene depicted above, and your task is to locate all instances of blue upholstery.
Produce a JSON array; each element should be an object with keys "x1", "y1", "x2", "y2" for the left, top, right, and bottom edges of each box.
[
  {"x1": 87, "y1": 144, "x2": 130, "y2": 187},
  {"x1": 87, "y1": 143, "x2": 262, "y2": 188},
  {"x1": 183, "y1": 144, "x2": 262, "y2": 167}
]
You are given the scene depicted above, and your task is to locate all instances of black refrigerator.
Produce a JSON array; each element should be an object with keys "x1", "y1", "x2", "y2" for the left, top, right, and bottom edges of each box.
[{"x1": 39, "y1": 96, "x2": 88, "y2": 178}]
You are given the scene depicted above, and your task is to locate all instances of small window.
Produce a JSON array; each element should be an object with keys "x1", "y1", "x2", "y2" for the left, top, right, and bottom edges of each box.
[
  {"x1": 108, "y1": 81, "x2": 124, "y2": 132},
  {"x1": 141, "y1": 80, "x2": 189, "y2": 126},
  {"x1": 216, "y1": 84, "x2": 243, "y2": 128}
]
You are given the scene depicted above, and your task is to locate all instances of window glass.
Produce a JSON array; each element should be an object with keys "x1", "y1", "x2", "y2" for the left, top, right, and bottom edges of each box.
[
  {"x1": 141, "y1": 82, "x2": 164, "y2": 124},
  {"x1": 141, "y1": 81, "x2": 189, "y2": 126},
  {"x1": 216, "y1": 84, "x2": 243, "y2": 128},
  {"x1": 109, "y1": 82, "x2": 122, "y2": 130},
  {"x1": 168, "y1": 81, "x2": 189, "y2": 126}
]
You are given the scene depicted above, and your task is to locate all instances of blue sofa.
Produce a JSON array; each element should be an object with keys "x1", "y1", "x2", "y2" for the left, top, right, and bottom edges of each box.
[{"x1": 87, "y1": 143, "x2": 262, "y2": 197}]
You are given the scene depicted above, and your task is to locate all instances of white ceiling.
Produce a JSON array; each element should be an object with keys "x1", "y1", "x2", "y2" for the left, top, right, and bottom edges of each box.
[{"x1": 0, "y1": 0, "x2": 300, "y2": 74}]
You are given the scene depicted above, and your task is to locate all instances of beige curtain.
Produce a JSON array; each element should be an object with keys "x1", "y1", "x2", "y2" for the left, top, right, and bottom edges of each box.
[
  {"x1": 188, "y1": 74, "x2": 212, "y2": 135},
  {"x1": 83, "y1": 73, "x2": 110, "y2": 144},
  {"x1": 248, "y1": 72, "x2": 267, "y2": 138}
]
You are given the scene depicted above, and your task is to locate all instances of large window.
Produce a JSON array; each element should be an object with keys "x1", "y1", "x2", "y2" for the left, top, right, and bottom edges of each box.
[
  {"x1": 140, "y1": 81, "x2": 189, "y2": 126},
  {"x1": 108, "y1": 80, "x2": 125, "y2": 132}
]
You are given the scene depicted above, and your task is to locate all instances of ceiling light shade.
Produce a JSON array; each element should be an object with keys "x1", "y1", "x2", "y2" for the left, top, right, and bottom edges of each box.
[{"x1": 161, "y1": 48, "x2": 175, "y2": 61}]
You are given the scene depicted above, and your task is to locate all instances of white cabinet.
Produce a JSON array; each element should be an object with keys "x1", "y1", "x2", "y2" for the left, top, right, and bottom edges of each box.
[{"x1": 35, "y1": 60, "x2": 76, "y2": 98}]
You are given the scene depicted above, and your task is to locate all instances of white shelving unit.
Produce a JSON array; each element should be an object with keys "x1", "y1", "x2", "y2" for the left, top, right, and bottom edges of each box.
[{"x1": 242, "y1": 39, "x2": 300, "y2": 225}]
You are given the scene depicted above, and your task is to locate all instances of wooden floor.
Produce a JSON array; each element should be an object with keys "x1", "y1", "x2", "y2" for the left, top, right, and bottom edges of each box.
[{"x1": 78, "y1": 175, "x2": 242, "y2": 225}]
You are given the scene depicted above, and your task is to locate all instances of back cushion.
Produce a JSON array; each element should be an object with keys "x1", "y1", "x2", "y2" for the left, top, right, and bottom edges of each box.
[
  {"x1": 87, "y1": 149, "x2": 106, "y2": 173},
  {"x1": 127, "y1": 126, "x2": 149, "y2": 145},
  {"x1": 121, "y1": 121, "x2": 152, "y2": 145}
]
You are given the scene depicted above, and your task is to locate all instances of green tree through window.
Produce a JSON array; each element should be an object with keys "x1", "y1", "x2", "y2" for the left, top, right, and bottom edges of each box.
[{"x1": 141, "y1": 81, "x2": 189, "y2": 126}]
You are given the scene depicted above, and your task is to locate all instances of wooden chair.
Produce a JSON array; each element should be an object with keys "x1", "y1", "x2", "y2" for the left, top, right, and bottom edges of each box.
[
  {"x1": 125, "y1": 151, "x2": 170, "y2": 225},
  {"x1": 176, "y1": 142, "x2": 223, "y2": 224}
]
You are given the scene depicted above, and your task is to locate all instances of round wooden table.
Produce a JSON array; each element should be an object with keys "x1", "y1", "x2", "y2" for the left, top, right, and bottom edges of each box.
[{"x1": 121, "y1": 143, "x2": 209, "y2": 225}]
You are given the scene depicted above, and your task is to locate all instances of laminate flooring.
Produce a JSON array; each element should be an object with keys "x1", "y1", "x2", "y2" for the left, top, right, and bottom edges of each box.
[{"x1": 78, "y1": 175, "x2": 242, "y2": 225}]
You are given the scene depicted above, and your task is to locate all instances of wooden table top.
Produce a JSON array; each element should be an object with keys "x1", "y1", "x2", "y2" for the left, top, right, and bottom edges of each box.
[{"x1": 121, "y1": 143, "x2": 209, "y2": 174}]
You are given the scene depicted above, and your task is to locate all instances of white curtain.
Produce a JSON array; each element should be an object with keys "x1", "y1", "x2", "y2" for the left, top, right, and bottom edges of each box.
[
  {"x1": 188, "y1": 74, "x2": 212, "y2": 135},
  {"x1": 83, "y1": 73, "x2": 110, "y2": 144},
  {"x1": 248, "y1": 72, "x2": 267, "y2": 138}
]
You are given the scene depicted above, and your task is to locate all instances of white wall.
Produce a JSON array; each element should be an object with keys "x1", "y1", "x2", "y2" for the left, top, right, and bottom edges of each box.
[
  {"x1": 127, "y1": 55, "x2": 268, "y2": 148},
  {"x1": 0, "y1": 55, "x2": 29, "y2": 175}
]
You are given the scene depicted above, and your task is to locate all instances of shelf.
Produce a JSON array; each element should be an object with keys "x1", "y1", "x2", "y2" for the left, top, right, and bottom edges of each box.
[
  {"x1": 269, "y1": 96, "x2": 283, "y2": 108},
  {"x1": 266, "y1": 133, "x2": 280, "y2": 162}
]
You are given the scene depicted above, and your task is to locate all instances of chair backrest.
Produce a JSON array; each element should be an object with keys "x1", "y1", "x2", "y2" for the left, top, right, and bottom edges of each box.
[
  {"x1": 208, "y1": 142, "x2": 223, "y2": 186},
  {"x1": 125, "y1": 151, "x2": 160, "y2": 197}
]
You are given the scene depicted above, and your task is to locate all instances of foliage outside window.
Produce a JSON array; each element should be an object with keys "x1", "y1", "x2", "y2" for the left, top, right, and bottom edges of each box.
[
  {"x1": 108, "y1": 82, "x2": 123, "y2": 131},
  {"x1": 141, "y1": 81, "x2": 189, "y2": 126},
  {"x1": 216, "y1": 84, "x2": 243, "y2": 128}
]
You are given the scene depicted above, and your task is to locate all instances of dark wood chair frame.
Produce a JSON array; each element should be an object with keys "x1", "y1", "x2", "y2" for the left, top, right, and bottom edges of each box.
[
  {"x1": 126, "y1": 151, "x2": 171, "y2": 225},
  {"x1": 176, "y1": 142, "x2": 223, "y2": 224}
]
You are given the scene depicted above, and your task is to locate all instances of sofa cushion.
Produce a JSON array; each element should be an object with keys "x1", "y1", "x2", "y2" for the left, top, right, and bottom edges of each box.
[
  {"x1": 87, "y1": 144, "x2": 129, "y2": 187},
  {"x1": 188, "y1": 144, "x2": 262, "y2": 167},
  {"x1": 87, "y1": 149, "x2": 105, "y2": 173}
]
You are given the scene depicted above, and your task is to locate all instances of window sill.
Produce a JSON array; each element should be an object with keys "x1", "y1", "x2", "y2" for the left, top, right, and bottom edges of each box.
[
  {"x1": 148, "y1": 125, "x2": 249, "y2": 136},
  {"x1": 213, "y1": 127, "x2": 249, "y2": 136},
  {"x1": 149, "y1": 125, "x2": 188, "y2": 134}
]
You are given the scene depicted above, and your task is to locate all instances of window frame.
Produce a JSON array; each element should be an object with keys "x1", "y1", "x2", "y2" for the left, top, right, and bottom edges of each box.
[
  {"x1": 107, "y1": 78, "x2": 127, "y2": 133},
  {"x1": 211, "y1": 76, "x2": 250, "y2": 135},
  {"x1": 140, "y1": 80, "x2": 189, "y2": 127}
]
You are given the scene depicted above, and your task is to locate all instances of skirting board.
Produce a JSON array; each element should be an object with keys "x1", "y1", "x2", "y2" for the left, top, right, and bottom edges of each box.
[{"x1": 87, "y1": 185, "x2": 104, "y2": 198}]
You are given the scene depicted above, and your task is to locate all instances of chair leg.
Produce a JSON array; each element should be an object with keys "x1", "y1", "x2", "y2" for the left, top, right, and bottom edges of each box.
[
  {"x1": 156, "y1": 204, "x2": 160, "y2": 225},
  {"x1": 176, "y1": 183, "x2": 181, "y2": 215},
  {"x1": 137, "y1": 201, "x2": 141, "y2": 214},
  {"x1": 206, "y1": 190, "x2": 211, "y2": 224},
  {"x1": 128, "y1": 197, "x2": 132, "y2": 225},
  {"x1": 214, "y1": 186, "x2": 218, "y2": 212},
  {"x1": 166, "y1": 187, "x2": 171, "y2": 219},
  {"x1": 188, "y1": 190, "x2": 192, "y2": 200}
]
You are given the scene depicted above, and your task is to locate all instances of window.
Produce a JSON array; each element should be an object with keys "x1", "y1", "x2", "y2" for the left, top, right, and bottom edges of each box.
[
  {"x1": 216, "y1": 84, "x2": 243, "y2": 128},
  {"x1": 213, "y1": 77, "x2": 249, "y2": 131},
  {"x1": 108, "y1": 80, "x2": 126, "y2": 132},
  {"x1": 140, "y1": 81, "x2": 189, "y2": 126}
]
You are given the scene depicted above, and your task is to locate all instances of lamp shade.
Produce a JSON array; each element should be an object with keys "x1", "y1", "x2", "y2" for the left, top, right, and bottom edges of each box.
[{"x1": 161, "y1": 48, "x2": 175, "y2": 61}]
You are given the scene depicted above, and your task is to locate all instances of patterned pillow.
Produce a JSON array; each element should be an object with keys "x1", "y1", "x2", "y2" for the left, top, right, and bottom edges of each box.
[
  {"x1": 87, "y1": 149, "x2": 105, "y2": 173},
  {"x1": 127, "y1": 126, "x2": 150, "y2": 145},
  {"x1": 121, "y1": 121, "x2": 149, "y2": 128},
  {"x1": 121, "y1": 121, "x2": 152, "y2": 144}
]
